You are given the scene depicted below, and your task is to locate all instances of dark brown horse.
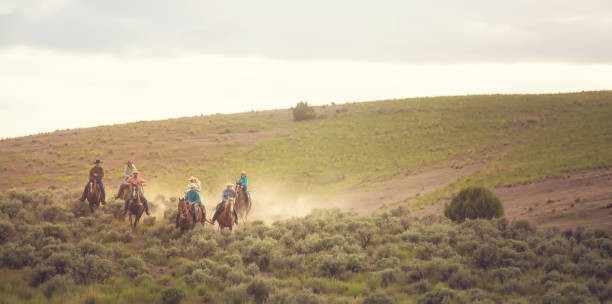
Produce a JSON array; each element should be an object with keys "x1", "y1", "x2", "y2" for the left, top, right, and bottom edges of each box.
[
  {"x1": 234, "y1": 184, "x2": 251, "y2": 224},
  {"x1": 87, "y1": 180, "x2": 102, "y2": 212},
  {"x1": 217, "y1": 197, "x2": 236, "y2": 231},
  {"x1": 127, "y1": 185, "x2": 145, "y2": 228},
  {"x1": 177, "y1": 197, "x2": 207, "y2": 232}
]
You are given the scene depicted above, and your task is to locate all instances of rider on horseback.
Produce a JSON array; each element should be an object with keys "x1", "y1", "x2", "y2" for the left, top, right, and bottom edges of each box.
[
  {"x1": 236, "y1": 171, "x2": 250, "y2": 207},
  {"x1": 79, "y1": 160, "x2": 106, "y2": 204},
  {"x1": 211, "y1": 183, "x2": 238, "y2": 225},
  {"x1": 122, "y1": 170, "x2": 150, "y2": 216},
  {"x1": 187, "y1": 176, "x2": 202, "y2": 192},
  {"x1": 185, "y1": 183, "x2": 203, "y2": 223},
  {"x1": 114, "y1": 160, "x2": 137, "y2": 199}
]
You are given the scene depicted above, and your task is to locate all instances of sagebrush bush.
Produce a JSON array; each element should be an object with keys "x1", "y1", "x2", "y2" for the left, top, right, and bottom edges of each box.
[
  {"x1": 121, "y1": 256, "x2": 147, "y2": 278},
  {"x1": 293, "y1": 288, "x2": 321, "y2": 304},
  {"x1": 247, "y1": 278, "x2": 274, "y2": 304},
  {"x1": 292, "y1": 101, "x2": 316, "y2": 121},
  {"x1": 362, "y1": 292, "x2": 395, "y2": 304},
  {"x1": 444, "y1": 186, "x2": 504, "y2": 222},
  {"x1": 418, "y1": 287, "x2": 462, "y2": 304},
  {"x1": 161, "y1": 286, "x2": 186, "y2": 304},
  {"x1": 1, "y1": 242, "x2": 35, "y2": 268},
  {"x1": 0, "y1": 199, "x2": 21, "y2": 218},
  {"x1": 42, "y1": 275, "x2": 73, "y2": 299},
  {"x1": 0, "y1": 219, "x2": 15, "y2": 244}
]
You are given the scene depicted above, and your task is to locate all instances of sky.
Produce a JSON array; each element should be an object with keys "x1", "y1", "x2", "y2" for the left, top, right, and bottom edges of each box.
[{"x1": 1, "y1": 0, "x2": 611, "y2": 138}]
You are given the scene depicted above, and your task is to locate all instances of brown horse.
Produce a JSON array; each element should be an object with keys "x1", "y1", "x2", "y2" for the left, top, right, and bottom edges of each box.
[
  {"x1": 117, "y1": 184, "x2": 130, "y2": 200},
  {"x1": 177, "y1": 197, "x2": 207, "y2": 232},
  {"x1": 87, "y1": 180, "x2": 102, "y2": 212},
  {"x1": 217, "y1": 197, "x2": 236, "y2": 231},
  {"x1": 234, "y1": 184, "x2": 252, "y2": 224},
  {"x1": 127, "y1": 185, "x2": 145, "y2": 228}
]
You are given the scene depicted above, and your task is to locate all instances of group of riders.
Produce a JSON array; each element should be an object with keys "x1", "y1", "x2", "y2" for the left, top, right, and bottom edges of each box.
[{"x1": 78, "y1": 160, "x2": 251, "y2": 225}]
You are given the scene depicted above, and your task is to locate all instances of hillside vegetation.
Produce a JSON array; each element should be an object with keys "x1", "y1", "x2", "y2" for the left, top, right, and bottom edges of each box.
[
  {"x1": 1, "y1": 92, "x2": 612, "y2": 303},
  {"x1": 0, "y1": 188, "x2": 610, "y2": 303},
  {"x1": 1, "y1": 91, "x2": 611, "y2": 214}
]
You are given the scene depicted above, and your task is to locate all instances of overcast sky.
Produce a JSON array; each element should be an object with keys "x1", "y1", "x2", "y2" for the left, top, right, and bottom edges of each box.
[{"x1": 1, "y1": 0, "x2": 612, "y2": 138}]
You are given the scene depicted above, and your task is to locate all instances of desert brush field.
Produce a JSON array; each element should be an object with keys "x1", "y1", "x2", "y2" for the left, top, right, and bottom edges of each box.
[{"x1": 0, "y1": 91, "x2": 611, "y2": 303}]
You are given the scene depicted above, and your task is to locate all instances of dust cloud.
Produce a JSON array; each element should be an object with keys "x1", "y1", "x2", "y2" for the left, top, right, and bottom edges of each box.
[{"x1": 142, "y1": 180, "x2": 339, "y2": 224}]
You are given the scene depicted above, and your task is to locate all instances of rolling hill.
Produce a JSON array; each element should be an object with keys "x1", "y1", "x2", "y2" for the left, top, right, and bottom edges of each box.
[
  {"x1": 1, "y1": 91, "x2": 612, "y2": 303},
  {"x1": 1, "y1": 91, "x2": 611, "y2": 227}
]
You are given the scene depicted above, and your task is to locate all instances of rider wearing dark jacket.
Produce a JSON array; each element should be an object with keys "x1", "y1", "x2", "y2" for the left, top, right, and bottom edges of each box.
[{"x1": 79, "y1": 160, "x2": 106, "y2": 204}]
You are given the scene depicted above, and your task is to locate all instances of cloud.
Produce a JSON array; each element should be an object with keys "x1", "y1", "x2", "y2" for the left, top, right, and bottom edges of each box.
[{"x1": 1, "y1": 0, "x2": 611, "y2": 63}]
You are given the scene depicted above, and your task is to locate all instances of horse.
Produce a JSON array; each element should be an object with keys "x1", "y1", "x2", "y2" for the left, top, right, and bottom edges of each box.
[
  {"x1": 177, "y1": 197, "x2": 207, "y2": 232},
  {"x1": 234, "y1": 183, "x2": 252, "y2": 224},
  {"x1": 127, "y1": 185, "x2": 145, "y2": 228},
  {"x1": 117, "y1": 184, "x2": 130, "y2": 200},
  {"x1": 217, "y1": 197, "x2": 236, "y2": 231},
  {"x1": 86, "y1": 180, "x2": 102, "y2": 212}
]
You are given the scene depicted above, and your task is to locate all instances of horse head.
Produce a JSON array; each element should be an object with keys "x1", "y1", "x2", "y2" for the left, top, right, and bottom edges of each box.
[{"x1": 228, "y1": 197, "x2": 235, "y2": 212}]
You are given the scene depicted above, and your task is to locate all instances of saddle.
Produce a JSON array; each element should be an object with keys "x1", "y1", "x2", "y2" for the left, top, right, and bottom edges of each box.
[{"x1": 188, "y1": 202, "x2": 204, "y2": 216}]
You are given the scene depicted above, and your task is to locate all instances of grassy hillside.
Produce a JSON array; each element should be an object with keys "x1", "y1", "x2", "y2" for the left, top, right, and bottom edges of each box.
[
  {"x1": 1, "y1": 91, "x2": 611, "y2": 212},
  {"x1": 0, "y1": 188, "x2": 610, "y2": 303},
  {"x1": 1, "y1": 91, "x2": 612, "y2": 303}
]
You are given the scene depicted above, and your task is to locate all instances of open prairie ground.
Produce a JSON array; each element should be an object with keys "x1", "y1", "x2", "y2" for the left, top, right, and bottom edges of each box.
[
  {"x1": 1, "y1": 91, "x2": 611, "y2": 228},
  {"x1": 1, "y1": 91, "x2": 612, "y2": 303}
]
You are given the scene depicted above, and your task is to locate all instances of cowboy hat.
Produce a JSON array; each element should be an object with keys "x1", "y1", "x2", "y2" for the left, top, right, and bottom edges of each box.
[
  {"x1": 93, "y1": 160, "x2": 103, "y2": 164},
  {"x1": 226, "y1": 182, "x2": 234, "y2": 187},
  {"x1": 240, "y1": 171, "x2": 247, "y2": 175},
  {"x1": 188, "y1": 176, "x2": 197, "y2": 181}
]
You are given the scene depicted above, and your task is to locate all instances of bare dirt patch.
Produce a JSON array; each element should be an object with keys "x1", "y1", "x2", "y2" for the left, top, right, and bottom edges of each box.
[
  {"x1": 319, "y1": 163, "x2": 483, "y2": 212},
  {"x1": 413, "y1": 169, "x2": 612, "y2": 230}
]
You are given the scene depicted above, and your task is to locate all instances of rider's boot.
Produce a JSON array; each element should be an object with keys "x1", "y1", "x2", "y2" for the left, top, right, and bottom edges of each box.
[
  {"x1": 145, "y1": 208, "x2": 150, "y2": 216},
  {"x1": 234, "y1": 210, "x2": 239, "y2": 225}
]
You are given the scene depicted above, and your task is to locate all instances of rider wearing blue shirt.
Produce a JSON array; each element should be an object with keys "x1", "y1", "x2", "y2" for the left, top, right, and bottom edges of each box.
[
  {"x1": 186, "y1": 184, "x2": 203, "y2": 223},
  {"x1": 211, "y1": 183, "x2": 238, "y2": 225},
  {"x1": 237, "y1": 171, "x2": 250, "y2": 206}
]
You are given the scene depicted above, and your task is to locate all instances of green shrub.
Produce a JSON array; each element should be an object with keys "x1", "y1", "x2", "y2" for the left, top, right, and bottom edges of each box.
[
  {"x1": 0, "y1": 219, "x2": 15, "y2": 244},
  {"x1": 0, "y1": 199, "x2": 21, "y2": 218},
  {"x1": 247, "y1": 278, "x2": 274, "y2": 304},
  {"x1": 42, "y1": 275, "x2": 73, "y2": 299},
  {"x1": 228, "y1": 269, "x2": 247, "y2": 285},
  {"x1": 314, "y1": 253, "x2": 347, "y2": 278},
  {"x1": 71, "y1": 255, "x2": 113, "y2": 284},
  {"x1": 224, "y1": 283, "x2": 249, "y2": 304},
  {"x1": 418, "y1": 287, "x2": 462, "y2": 304},
  {"x1": 42, "y1": 205, "x2": 68, "y2": 223},
  {"x1": 448, "y1": 268, "x2": 476, "y2": 289},
  {"x1": 269, "y1": 290, "x2": 293, "y2": 304},
  {"x1": 1, "y1": 242, "x2": 35, "y2": 268},
  {"x1": 293, "y1": 288, "x2": 321, "y2": 304},
  {"x1": 362, "y1": 292, "x2": 395, "y2": 304},
  {"x1": 292, "y1": 101, "x2": 316, "y2": 121},
  {"x1": 121, "y1": 256, "x2": 147, "y2": 278},
  {"x1": 246, "y1": 263, "x2": 260, "y2": 276},
  {"x1": 444, "y1": 186, "x2": 504, "y2": 222},
  {"x1": 161, "y1": 286, "x2": 186, "y2": 304}
]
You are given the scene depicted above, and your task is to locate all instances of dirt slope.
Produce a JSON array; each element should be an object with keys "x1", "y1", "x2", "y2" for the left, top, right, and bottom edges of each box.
[{"x1": 411, "y1": 169, "x2": 612, "y2": 230}]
